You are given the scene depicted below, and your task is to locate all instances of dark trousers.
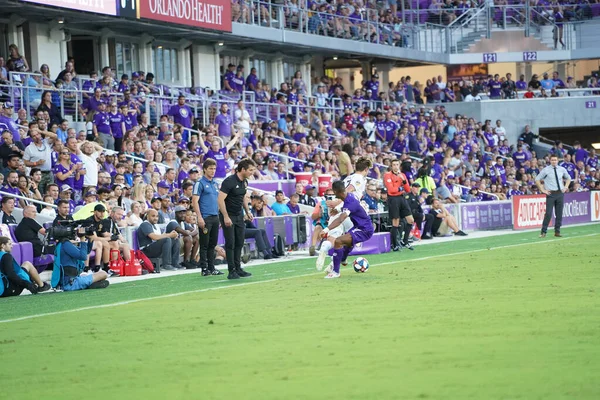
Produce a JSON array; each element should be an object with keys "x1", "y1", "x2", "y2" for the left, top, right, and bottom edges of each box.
[
  {"x1": 419, "y1": 213, "x2": 435, "y2": 236},
  {"x1": 431, "y1": 215, "x2": 443, "y2": 235},
  {"x1": 542, "y1": 191, "x2": 564, "y2": 233},
  {"x1": 199, "y1": 215, "x2": 219, "y2": 271},
  {"x1": 142, "y1": 237, "x2": 180, "y2": 269},
  {"x1": 245, "y1": 228, "x2": 271, "y2": 255},
  {"x1": 220, "y1": 214, "x2": 245, "y2": 273}
]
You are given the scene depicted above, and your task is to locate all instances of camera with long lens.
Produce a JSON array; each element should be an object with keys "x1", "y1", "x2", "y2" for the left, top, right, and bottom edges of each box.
[{"x1": 47, "y1": 220, "x2": 95, "y2": 242}]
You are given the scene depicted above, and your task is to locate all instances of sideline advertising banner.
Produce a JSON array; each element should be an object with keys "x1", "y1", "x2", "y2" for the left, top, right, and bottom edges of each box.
[
  {"x1": 139, "y1": 0, "x2": 232, "y2": 32},
  {"x1": 461, "y1": 201, "x2": 513, "y2": 231},
  {"x1": 22, "y1": 0, "x2": 118, "y2": 16},
  {"x1": 591, "y1": 191, "x2": 600, "y2": 222},
  {"x1": 512, "y1": 192, "x2": 592, "y2": 229}
]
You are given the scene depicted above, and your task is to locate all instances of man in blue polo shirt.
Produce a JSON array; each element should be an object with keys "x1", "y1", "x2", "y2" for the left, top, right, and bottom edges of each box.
[{"x1": 192, "y1": 158, "x2": 223, "y2": 276}]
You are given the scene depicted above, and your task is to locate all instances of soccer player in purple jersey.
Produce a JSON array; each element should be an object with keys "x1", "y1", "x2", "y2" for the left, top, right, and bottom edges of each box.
[{"x1": 320, "y1": 181, "x2": 374, "y2": 279}]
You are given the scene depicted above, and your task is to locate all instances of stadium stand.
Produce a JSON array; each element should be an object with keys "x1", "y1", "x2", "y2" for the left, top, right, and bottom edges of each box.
[{"x1": 0, "y1": 0, "x2": 599, "y2": 296}]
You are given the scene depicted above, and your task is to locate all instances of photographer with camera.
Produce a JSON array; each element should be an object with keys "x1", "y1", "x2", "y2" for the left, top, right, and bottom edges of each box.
[
  {"x1": 53, "y1": 199, "x2": 104, "y2": 273},
  {"x1": 0, "y1": 237, "x2": 50, "y2": 297},
  {"x1": 81, "y1": 204, "x2": 120, "y2": 277},
  {"x1": 51, "y1": 225, "x2": 109, "y2": 291}
]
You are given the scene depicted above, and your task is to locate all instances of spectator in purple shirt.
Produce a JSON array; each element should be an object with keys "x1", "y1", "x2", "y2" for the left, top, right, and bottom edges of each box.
[
  {"x1": 246, "y1": 67, "x2": 259, "y2": 91},
  {"x1": 364, "y1": 74, "x2": 380, "y2": 100},
  {"x1": 488, "y1": 74, "x2": 502, "y2": 99},
  {"x1": 552, "y1": 71, "x2": 565, "y2": 89},
  {"x1": 230, "y1": 65, "x2": 245, "y2": 94},
  {"x1": 167, "y1": 95, "x2": 194, "y2": 129},
  {"x1": 516, "y1": 74, "x2": 528, "y2": 91},
  {"x1": 214, "y1": 104, "x2": 233, "y2": 138},
  {"x1": 108, "y1": 102, "x2": 126, "y2": 151},
  {"x1": 286, "y1": 194, "x2": 301, "y2": 214},
  {"x1": 92, "y1": 102, "x2": 114, "y2": 150},
  {"x1": 198, "y1": 130, "x2": 242, "y2": 178},
  {"x1": 222, "y1": 63, "x2": 236, "y2": 92},
  {"x1": 117, "y1": 74, "x2": 129, "y2": 93},
  {"x1": 1, "y1": 171, "x2": 20, "y2": 197}
]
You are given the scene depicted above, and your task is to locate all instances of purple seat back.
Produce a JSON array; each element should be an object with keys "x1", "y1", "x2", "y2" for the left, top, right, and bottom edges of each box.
[
  {"x1": 11, "y1": 243, "x2": 22, "y2": 265},
  {"x1": 131, "y1": 230, "x2": 140, "y2": 250}
]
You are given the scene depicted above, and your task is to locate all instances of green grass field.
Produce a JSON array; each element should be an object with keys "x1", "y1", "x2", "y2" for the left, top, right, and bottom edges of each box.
[{"x1": 2, "y1": 224, "x2": 600, "y2": 400}]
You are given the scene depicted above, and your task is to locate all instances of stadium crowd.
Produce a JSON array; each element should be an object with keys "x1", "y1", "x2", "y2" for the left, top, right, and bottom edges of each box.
[{"x1": 1, "y1": 44, "x2": 600, "y2": 294}]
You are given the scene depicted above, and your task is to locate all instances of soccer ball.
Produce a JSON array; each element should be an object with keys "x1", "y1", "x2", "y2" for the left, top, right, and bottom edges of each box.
[{"x1": 353, "y1": 257, "x2": 369, "y2": 273}]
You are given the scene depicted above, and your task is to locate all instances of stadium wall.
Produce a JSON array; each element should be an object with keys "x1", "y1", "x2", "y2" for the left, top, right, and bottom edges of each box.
[{"x1": 443, "y1": 96, "x2": 600, "y2": 143}]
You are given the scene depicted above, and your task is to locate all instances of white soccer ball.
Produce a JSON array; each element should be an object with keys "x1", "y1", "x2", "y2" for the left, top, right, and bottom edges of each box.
[{"x1": 353, "y1": 257, "x2": 369, "y2": 273}]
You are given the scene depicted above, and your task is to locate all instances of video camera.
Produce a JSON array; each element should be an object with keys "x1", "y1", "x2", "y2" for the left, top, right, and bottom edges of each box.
[{"x1": 47, "y1": 220, "x2": 96, "y2": 242}]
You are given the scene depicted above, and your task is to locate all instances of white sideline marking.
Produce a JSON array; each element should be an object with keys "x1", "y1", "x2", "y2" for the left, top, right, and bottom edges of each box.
[{"x1": 1, "y1": 232, "x2": 597, "y2": 324}]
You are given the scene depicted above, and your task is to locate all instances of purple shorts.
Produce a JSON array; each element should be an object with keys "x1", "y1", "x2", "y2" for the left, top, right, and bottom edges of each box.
[{"x1": 349, "y1": 226, "x2": 374, "y2": 245}]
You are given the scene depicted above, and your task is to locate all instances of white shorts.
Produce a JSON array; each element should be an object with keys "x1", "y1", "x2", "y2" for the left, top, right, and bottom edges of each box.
[{"x1": 328, "y1": 213, "x2": 354, "y2": 238}]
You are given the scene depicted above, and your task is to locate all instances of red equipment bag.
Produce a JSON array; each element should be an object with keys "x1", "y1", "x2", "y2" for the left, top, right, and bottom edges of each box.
[
  {"x1": 124, "y1": 250, "x2": 142, "y2": 276},
  {"x1": 109, "y1": 249, "x2": 125, "y2": 276},
  {"x1": 134, "y1": 250, "x2": 155, "y2": 273}
]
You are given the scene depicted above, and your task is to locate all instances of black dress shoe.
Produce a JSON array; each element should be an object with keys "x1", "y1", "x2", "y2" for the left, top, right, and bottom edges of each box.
[
  {"x1": 237, "y1": 269, "x2": 252, "y2": 278},
  {"x1": 182, "y1": 261, "x2": 197, "y2": 269},
  {"x1": 227, "y1": 272, "x2": 240, "y2": 280}
]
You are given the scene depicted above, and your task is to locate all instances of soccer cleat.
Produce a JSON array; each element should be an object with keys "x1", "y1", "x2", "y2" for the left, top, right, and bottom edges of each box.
[
  {"x1": 325, "y1": 262, "x2": 334, "y2": 274},
  {"x1": 539, "y1": 233, "x2": 547, "y2": 238},
  {"x1": 211, "y1": 269, "x2": 224, "y2": 275},
  {"x1": 392, "y1": 245, "x2": 401, "y2": 252},
  {"x1": 401, "y1": 242, "x2": 414, "y2": 251},
  {"x1": 324, "y1": 271, "x2": 340, "y2": 279},
  {"x1": 554, "y1": 232, "x2": 562, "y2": 237},
  {"x1": 316, "y1": 251, "x2": 327, "y2": 271}
]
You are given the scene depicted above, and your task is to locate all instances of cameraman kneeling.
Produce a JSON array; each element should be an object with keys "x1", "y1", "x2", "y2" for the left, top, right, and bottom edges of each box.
[{"x1": 51, "y1": 228, "x2": 109, "y2": 291}]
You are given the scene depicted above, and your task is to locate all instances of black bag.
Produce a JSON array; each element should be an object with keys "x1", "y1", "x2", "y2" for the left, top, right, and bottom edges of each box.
[{"x1": 272, "y1": 234, "x2": 285, "y2": 257}]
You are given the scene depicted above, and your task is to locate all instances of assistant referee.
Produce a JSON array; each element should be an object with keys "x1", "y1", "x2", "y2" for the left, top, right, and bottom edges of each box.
[
  {"x1": 535, "y1": 154, "x2": 571, "y2": 238},
  {"x1": 383, "y1": 159, "x2": 414, "y2": 251},
  {"x1": 217, "y1": 158, "x2": 257, "y2": 280}
]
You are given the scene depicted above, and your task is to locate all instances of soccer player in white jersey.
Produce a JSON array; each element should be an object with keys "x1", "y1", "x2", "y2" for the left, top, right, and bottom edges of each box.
[{"x1": 316, "y1": 157, "x2": 373, "y2": 272}]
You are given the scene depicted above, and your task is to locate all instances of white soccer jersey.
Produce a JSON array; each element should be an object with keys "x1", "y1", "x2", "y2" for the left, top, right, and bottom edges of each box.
[{"x1": 343, "y1": 173, "x2": 367, "y2": 200}]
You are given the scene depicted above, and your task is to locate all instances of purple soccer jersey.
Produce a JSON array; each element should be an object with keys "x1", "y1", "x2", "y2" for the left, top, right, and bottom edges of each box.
[
  {"x1": 205, "y1": 148, "x2": 228, "y2": 178},
  {"x1": 168, "y1": 104, "x2": 193, "y2": 128}
]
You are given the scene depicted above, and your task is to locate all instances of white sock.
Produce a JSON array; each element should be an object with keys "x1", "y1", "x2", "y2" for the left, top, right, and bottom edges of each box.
[{"x1": 320, "y1": 241, "x2": 332, "y2": 254}]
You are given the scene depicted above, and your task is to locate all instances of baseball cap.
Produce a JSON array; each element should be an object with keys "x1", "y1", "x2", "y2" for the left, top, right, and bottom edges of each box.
[
  {"x1": 132, "y1": 72, "x2": 140, "y2": 78},
  {"x1": 275, "y1": 190, "x2": 284, "y2": 195},
  {"x1": 121, "y1": 74, "x2": 129, "y2": 80},
  {"x1": 85, "y1": 190, "x2": 97, "y2": 197},
  {"x1": 305, "y1": 185, "x2": 315, "y2": 190},
  {"x1": 447, "y1": 172, "x2": 455, "y2": 178},
  {"x1": 372, "y1": 73, "x2": 379, "y2": 79},
  {"x1": 2, "y1": 102, "x2": 13, "y2": 109},
  {"x1": 151, "y1": 196, "x2": 161, "y2": 203},
  {"x1": 178, "y1": 196, "x2": 190, "y2": 203},
  {"x1": 157, "y1": 181, "x2": 170, "y2": 189},
  {"x1": 189, "y1": 167, "x2": 199, "y2": 173},
  {"x1": 94, "y1": 204, "x2": 106, "y2": 212},
  {"x1": 420, "y1": 188, "x2": 430, "y2": 194},
  {"x1": 174, "y1": 205, "x2": 187, "y2": 213},
  {"x1": 411, "y1": 182, "x2": 421, "y2": 187},
  {"x1": 380, "y1": 188, "x2": 387, "y2": 194},
  {"x1": 60, "y1": 184, "x2": 72, "y2": 192}
]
